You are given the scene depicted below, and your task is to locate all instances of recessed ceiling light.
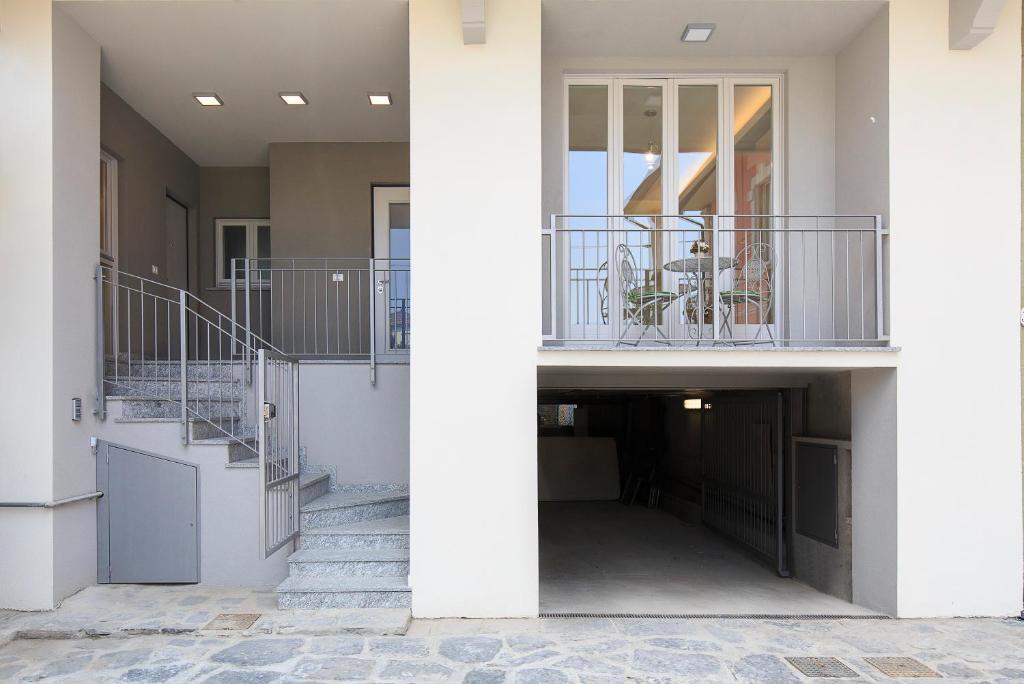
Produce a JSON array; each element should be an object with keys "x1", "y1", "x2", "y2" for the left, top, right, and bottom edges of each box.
[
  {"x1": 193, "y1": 92, "x2": 223, "y2": 106},
  {"x1": 683, "y1": 398, "x2": 703, "y2": 410},
  {"x1": 681, "y1": 23, "x2": 715, "y2": 43},
  {"x1": 368, "y1": 92, "x2": 392, "y2": 106},
  {"x1": 279, "y1": 92, "x2": 308, "y2": 106}
]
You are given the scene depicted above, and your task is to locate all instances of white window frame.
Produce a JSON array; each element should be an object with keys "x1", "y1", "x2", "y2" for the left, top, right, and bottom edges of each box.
[
  {"x1": 215, "y1": 218, "x2": 270, "y2": 287},
  {"x1": 100, "y1": 150, "x2": 118, "y2": 266}
]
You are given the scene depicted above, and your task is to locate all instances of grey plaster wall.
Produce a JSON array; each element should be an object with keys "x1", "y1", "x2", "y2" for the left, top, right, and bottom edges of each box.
[
  {"x1": 299, "y1": 363, "x2": 409, "y2": 485},
  {"x1": 101, "y1": 85, "x2": 199, "y2": 287}
]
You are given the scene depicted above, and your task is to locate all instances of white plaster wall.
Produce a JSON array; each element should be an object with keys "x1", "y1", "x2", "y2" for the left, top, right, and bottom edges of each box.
[
  {"x1": 851, "y1": 367, "x2": 898, "y2": 615},
  {"x1": 409, "y1": 0, "x2": 541, "y2": 618},
  {"x1": 93, "y1": 410, "x2": 289, "y2": 586},
  {"x1": 888, "y1": 0, "x2": 1022, "y2": 617},
  {"x1": 51, "y1": 5, "x2": 102, "y2": 607},
  {"x1": 299, "y1": 363, "x2": 409, "y2": 485}
]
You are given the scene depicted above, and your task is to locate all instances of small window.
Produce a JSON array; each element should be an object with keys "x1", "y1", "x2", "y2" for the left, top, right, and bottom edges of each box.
[
  {"x1": 100, "y1": 151, "x2": 118, "y2": 263},
  {"x1": 215, "y1": 219, "x2": 271, "y2": 286}
]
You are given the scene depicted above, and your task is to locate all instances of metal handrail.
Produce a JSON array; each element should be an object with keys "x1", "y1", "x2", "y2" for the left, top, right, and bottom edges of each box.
[{"x1": 95, "y1": 264, "x2": 298, "y2": 458}]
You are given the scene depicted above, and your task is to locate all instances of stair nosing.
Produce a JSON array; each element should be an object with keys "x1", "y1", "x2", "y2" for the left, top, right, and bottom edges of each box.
[
  {"x1": 288, "y1": 548, "x2": 408, "y2": 563},
  {"x1": 300, "y1": 491, "x2": 408, "y2": 513},
  {"x1": 275, "y1": 576, "x2": 410, "y2": 593}
]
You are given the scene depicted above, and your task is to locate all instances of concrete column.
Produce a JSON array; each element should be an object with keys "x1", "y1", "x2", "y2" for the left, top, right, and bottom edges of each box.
[
  {"x1": 408, "y1": 0, "x2": 541, "y2": 617},
  {"x1": 887, "y1": 0, "x2": 1022, "y2": 616},
  {"x1": 0, "y1": 1, "x2": 100, "y2": 610}
]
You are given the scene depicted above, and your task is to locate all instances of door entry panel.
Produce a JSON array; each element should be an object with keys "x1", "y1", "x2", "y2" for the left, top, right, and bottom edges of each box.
[{"x1": 97, "y1": 443, "x2": 199, "y2": 583}]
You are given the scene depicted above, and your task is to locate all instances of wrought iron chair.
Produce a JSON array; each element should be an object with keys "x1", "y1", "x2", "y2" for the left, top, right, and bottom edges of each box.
[
  {"x1": 615, "y1": 244, "x2": 679, "y2": 345},
  {"x1": 719, "y1": 242, "x2": 776, "y2": 344}
]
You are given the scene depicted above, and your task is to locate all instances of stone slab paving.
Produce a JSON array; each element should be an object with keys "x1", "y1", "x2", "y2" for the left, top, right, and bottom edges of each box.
[
  {"x1": 0, "y1": 586, "x2": 410, "y2": 646},
  {"x1": 1, "y1": 615, "x2": 1023, "y2": 682}
]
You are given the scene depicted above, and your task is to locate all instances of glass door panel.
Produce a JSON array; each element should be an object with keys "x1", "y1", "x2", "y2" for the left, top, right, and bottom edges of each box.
[
  {"x1": 620, "y1": 83, "x2": 666, "y2": 340},
  {"x1": 729, "y1": 83, "x2": 775, "y2": 336},
  {"x1": 566, "y1": 84, "x2": 610, "y2": 339}
]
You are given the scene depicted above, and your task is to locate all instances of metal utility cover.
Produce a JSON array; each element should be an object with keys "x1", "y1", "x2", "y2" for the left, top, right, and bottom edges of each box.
[
  {"x1": 865, "y1": 657, "x2": 941, "y2": 678},
  {"x1": 204, "y1": 613, "x2": 261, "y2": 631},
  {"x1": 786, "y1": 657, "x2": 858, "y2": 678},
  {"x1": 794, "y1": 441, "x2": 839, "y2": 547}
]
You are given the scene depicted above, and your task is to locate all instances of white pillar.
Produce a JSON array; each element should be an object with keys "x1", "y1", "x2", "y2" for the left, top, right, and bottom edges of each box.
[
  {"x1": 0, "y1": 1, "x2": 100, "y2": 610},
  {"x1": 888, "y1": 0, "x2": 1022, "y2": 616},
  {"x1": 408, "y1": 0, "x2": 541, "y2": 617}
]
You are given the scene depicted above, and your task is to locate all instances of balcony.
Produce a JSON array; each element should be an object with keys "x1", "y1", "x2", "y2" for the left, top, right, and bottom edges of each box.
[{"x1": 541, "y1": 214, "x2": 887, "y2": 348}]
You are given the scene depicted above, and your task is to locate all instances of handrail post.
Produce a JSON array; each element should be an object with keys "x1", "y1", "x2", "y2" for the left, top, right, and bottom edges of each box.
[
  {"x1": 179, "y1": 289, "x2": 188, "y2": 444},
  {"x1": 874, "y1": 214, "x2": 885, "y2": 341},
  {"x1": 712, "y1": 215, "x2": 722, "y2": 343},
  {"x1": 95, "y1": 265, "x2": 106, "y2": 420},
  {"x1": 244, "y1": 259, "x2": 252, "y2": 385},
  {"x1": 368, "y1": 257, "x2": 377, "y2": 386},
  {"x1": 230, "y1": 257, "x2": 237, "y2": 356}
]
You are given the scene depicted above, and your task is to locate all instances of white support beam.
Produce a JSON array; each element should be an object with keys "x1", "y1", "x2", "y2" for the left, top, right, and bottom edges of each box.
[
  {"x1": 949, "y1": 0, "x2": 1006, "y2": 50},
  {"x1": 462, "y1": 0, "x2": 485, "y2": 44}
]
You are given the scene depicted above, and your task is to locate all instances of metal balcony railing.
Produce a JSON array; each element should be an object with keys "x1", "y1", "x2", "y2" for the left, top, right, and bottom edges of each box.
[{"x1": 541, "y1": 214, "x2": 887, "y2": 347}]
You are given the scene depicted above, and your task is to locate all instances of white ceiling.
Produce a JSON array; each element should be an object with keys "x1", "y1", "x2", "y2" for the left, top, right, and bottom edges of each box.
[
  {"x1": 60, "y1": 0, "x2": 410, "y2": 166},
  {"x1": 543, "y1": 0, "x2": 888, "y2": 58}
]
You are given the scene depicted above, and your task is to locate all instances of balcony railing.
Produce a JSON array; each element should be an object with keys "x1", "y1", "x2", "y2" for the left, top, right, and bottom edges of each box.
[
  {"x1": 542, "y1": 214, "x2": 887, "y2": 347},
  {"x1": 230, "y1": 257, "x2": 409, "y2": 381}
]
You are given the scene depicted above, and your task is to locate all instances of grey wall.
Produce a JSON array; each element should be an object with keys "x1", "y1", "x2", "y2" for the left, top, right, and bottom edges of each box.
[
  {"x1": 101, "y1": 84, "x2": 199, "y2": 286},
  {"x1": 198, "y1": 166, "x2": 270, "y2": 314},
  {"x1": 299, "y1": 364, "x2": 409, "y2": 485},
  {"x1": 269, "y1": 142, "x2": 409, "y2": 258},
  {"x1": 804, "y1": 372, "x2": 852, "y2": 441}
]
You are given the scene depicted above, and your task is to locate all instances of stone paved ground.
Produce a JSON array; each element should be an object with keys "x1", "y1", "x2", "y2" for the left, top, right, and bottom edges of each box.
[{"x1": 1, "y1": 616, "x2": 1023, "y2": 682}]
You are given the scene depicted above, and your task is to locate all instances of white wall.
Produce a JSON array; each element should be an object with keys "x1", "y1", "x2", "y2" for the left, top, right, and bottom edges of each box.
[
  {"x1": 300, "y1": 363, "x2": 409, "y2": 485},
  {"x1": 409, "y1": 0, "x2": 541, "y2": 618},
  {"x1": 888, "y1": 0, "x2": 1022, "y2": 617},
  {"x1": 0, "y1": 1, "x2": 100, "y2": 610}
]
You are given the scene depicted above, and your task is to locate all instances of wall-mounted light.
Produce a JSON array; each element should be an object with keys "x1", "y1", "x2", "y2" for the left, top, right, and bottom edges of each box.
[
  {"x1": 279, "y1": 92, "x2": 308, "y2": 106},
  {"x1": 681, "y1": 23, "x2": 715, "y2": 43},
  {"x1": 683, "y1": 398, "x2": 702, "y2": 410},
  {"x1": 368, "y1": 92, "x2": 392, "y2": 106},
  {"x1": 193, "y1": 92, "x2": 223, "y2": 107}
]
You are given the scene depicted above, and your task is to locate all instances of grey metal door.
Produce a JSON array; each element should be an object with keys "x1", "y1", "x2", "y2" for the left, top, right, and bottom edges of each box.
[
  {"x1": 700, "y1": 391, "x2": 788, "y2": 576},
  {"x1": 97, "y1": 443, "x2": 199, "y2": 583}
]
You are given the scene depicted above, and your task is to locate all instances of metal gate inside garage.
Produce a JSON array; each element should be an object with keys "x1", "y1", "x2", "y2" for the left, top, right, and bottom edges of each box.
[{"x1": 700, "y1": 392, "x2": 787, "y2": 575}]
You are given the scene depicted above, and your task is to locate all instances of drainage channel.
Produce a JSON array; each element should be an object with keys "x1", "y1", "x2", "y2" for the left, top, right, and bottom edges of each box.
[{"x1": 539, "y1": 612, "x2": 890, "y2": 620}]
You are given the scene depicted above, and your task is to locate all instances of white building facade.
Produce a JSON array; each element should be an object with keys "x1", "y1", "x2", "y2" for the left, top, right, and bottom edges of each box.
[{"x1": 0, "y1": 0, "x2": 1021, "y2": 620}]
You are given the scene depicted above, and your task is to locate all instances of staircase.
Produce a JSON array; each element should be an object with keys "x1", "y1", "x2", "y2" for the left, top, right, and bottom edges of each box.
[{"x1": 275, "y1": 487, "x2": 411, "y2": 609}]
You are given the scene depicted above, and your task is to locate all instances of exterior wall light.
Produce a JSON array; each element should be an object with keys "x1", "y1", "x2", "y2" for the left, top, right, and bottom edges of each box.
[
  {"x1": 193, "y1": 93, "x2": 223, "y2": 106},
  {"x1": 368, "y1": 92, "x2": 392, "y2": 106},
  {"x1": 681, "y1": 23, "x2": 715, "y2": 43},
  {"x1": 683, "y1": 398, "x2": 702, "y2": 410}
]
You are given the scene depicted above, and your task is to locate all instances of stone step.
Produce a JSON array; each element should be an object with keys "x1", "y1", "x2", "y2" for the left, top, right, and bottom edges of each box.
[
  {"x1": 287, "y1": 548, "x2": 409, "y2": 578},
  {"x1": 276, "y1": 576, "x2": 411, "y2": 609},
  {"x1": 300, "y1": 489, "x2": 409, "y2": 529},
  {"x1": 105, "y1": 378, "x2": 244, "y2": 402},
  {"x1": 117, "y1": 397, "x2": 244, "y2": 421},
  {"x1": 299, "y1": 472, "x2": 331, "y2": 507},
  {"x1": 190, "y1": 435, "x2": 257, "y2": 463},
  {"x1": 105, "y1": 360, "x2": 237, "y2": 380},
  {"x1": 190, "y1": 419, "x2": 255, "y2": 442},
  {"x1": 299, "y1": 516, "x2": 410, "y2": 550}
]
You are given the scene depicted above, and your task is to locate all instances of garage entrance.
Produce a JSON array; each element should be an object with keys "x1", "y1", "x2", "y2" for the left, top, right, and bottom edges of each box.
[{"x1": 537, "y1": 387, "x2": 872, "y2": 616}]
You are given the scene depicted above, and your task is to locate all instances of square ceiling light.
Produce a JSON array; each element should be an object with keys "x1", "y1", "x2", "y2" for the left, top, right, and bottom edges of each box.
[
  {"x1": 681, "y1": 23, "x2": 715, "y2": 43},
  {"x1": 368, "y1": 92, "x2": 392, "y2": 106},
  {"x1": 193, "y1": 92, "x2": 223, "y2": 107},
  {"x1": 279, "y1": 92, "x2": 308, "y2": 106}
]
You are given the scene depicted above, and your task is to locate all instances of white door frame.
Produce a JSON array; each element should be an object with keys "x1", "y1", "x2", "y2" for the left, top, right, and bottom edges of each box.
[
  {"x1": 561, "y1": 73, "x2": 785, "y2": 343},
  {"x1": 372, "y1": 186, "x2": 411, "y2": 356}
]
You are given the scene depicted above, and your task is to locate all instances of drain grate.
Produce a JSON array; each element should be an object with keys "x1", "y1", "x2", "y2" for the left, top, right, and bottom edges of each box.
[
  {"x1": 539, "y1": 612, "x2": 890, "y2": 620},
  {"x1": 203, "y1": 613, "x2": 261, "y2": 631},
  {"x1": 865, "y1": 657, "x2": 941, "y2": 678},
  {"x1": 786, "y1": 657, "x2": 859, "y2": 678}
]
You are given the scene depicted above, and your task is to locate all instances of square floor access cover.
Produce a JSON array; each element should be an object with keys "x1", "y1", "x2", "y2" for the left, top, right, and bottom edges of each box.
[
  {"x1": 865, "y1": 657, "x2": 941, "y2": 678},
  {"x1": 203, "y1": 613, "x2": 261, "y2": 630},
  {"x1": 785, "y1": 657, "x2": 859, "y2": 678}
]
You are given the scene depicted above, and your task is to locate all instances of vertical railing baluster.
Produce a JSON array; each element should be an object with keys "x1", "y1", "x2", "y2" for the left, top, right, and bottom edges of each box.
[
  {"x1": 95, "y1": 265, "x2": 106, "y2": 420},
  {"x1": 179, "y1": 290, "x2": 188, "y2": 444}
]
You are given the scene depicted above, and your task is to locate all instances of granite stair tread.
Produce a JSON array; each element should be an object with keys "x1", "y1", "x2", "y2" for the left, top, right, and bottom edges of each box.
[
  {"x1": 288, "y1": 548, "x2": 408, "y2": 564},
  {"x1": 303, "y1": 515, "x2": 410, "y2": 537},
  {"x1": 275, "y1": 575, "x2": 410, "y2": 594},
  {"x1": 300, "y1": 489, "x2": 408, "y2": 513}
]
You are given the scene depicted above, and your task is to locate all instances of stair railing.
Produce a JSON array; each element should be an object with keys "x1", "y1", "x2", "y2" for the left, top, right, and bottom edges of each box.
[{"x1": 95, "y1": 265, "x2": 297, "y2": 459}]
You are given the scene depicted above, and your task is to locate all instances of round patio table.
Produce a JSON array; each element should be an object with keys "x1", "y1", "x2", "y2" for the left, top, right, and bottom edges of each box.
[{"x1": 662, "y1": 256, "x2": 735, "y2": 274}]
